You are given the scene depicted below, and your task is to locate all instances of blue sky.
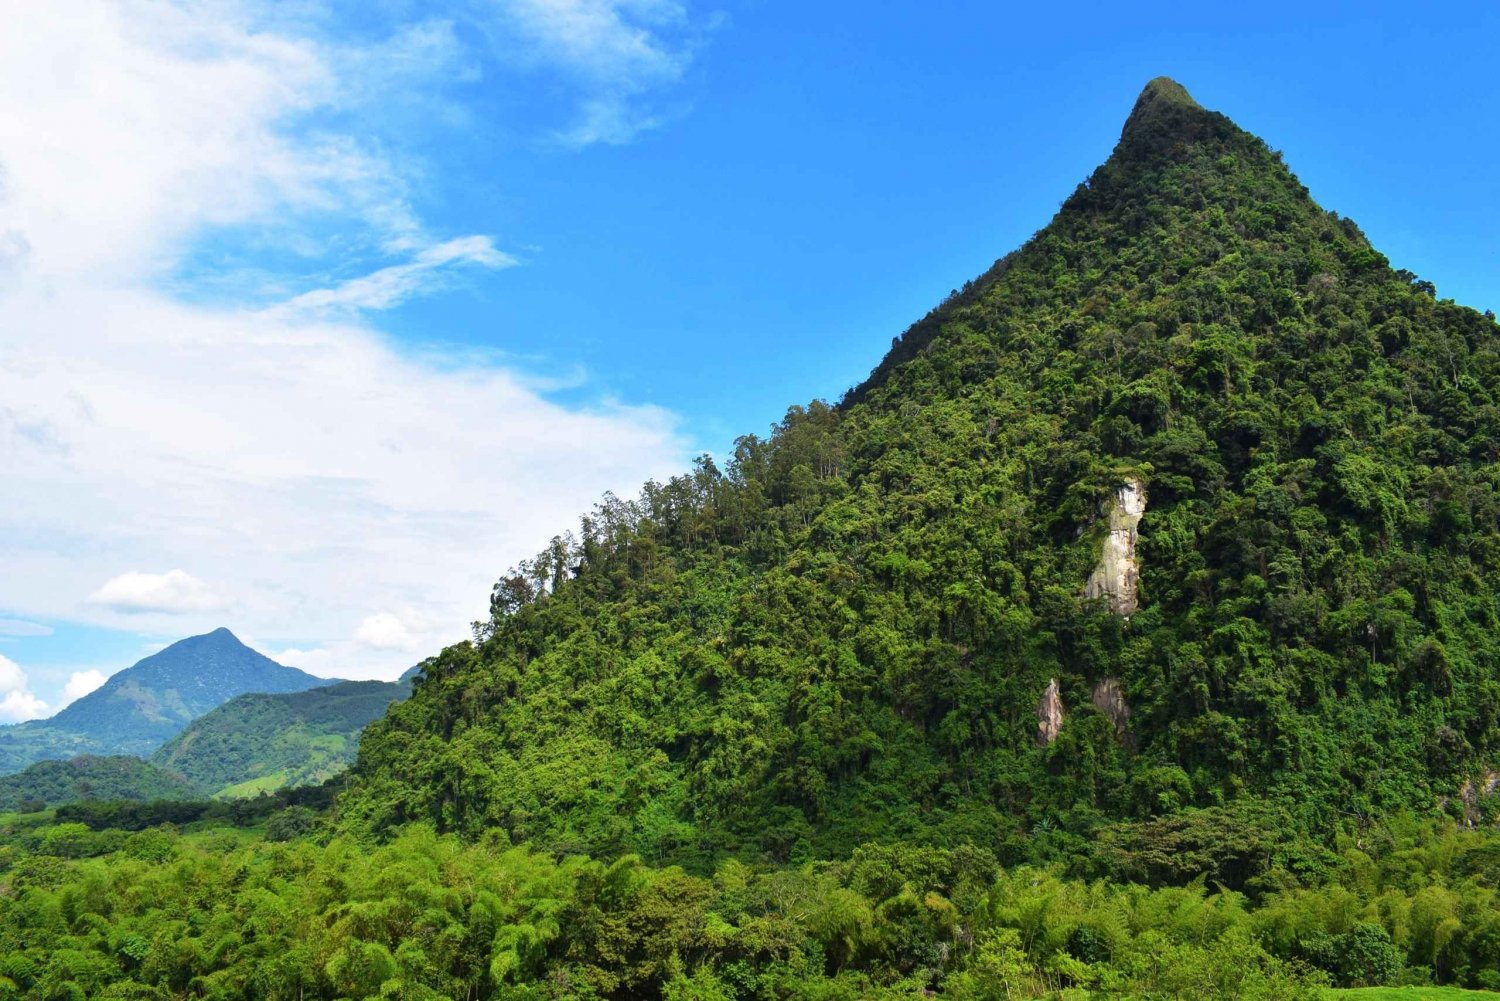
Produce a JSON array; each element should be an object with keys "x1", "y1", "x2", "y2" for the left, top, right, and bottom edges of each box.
[{"x1": 1, "y1": 0, "x2": 1496, "y2": 716}]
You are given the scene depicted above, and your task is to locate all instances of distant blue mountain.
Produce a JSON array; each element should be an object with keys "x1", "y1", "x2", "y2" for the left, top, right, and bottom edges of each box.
[{"x1": 0, "y1": 628, "x2": 323, "y2": 775}]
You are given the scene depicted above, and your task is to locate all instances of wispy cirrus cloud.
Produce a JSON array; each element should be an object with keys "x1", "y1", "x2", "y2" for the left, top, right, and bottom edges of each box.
[
  {"x1": 275, "y1": 236, "x2": 517, "y2": 315},
  {"x1": 0, "y1": 620, "x2": 52, "y2": 639},
  {"x1": 482, "y1": 0, "x2": 717, "y2": 145}
]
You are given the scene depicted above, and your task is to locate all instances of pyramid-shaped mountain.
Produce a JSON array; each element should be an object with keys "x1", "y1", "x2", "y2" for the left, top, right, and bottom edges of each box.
[
  {"x1": 0, "y1": 628, "x2": 323, "y2": 773},
  {"x1": 345, "y1": 79, "x2": 1500, "y2": 861}
]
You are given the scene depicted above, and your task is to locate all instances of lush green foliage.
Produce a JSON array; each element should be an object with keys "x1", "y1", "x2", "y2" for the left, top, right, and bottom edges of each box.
[
  {"x1": 5, "y1": 78, "x2": 1500, "y2": 1000},
  {"x1": 0, "y1": 728, "x2": 108, "y2": 781},
  {"x1": 0, "y1": 756, "x2": 200, "y2": 812},
  {"x1": 46, "y1": 780, "x2": 338, "y2": 833},
  {"x1": 342, "y1": 79, "x2": 1500, "y2": 866},
  {"x1": 1329, "y1": 989, "x2": 1500, "y2": 1000},
  {"x1": 3, "y1": 811, "x2": 1500, "y2": 999},
  {"x1": 151, "y1": 679, "x2": 411, "y2": 797}
]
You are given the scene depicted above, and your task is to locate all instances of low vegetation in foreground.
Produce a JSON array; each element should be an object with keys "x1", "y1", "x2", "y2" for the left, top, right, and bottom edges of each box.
[
  {"x1": 1327, "y1": 988, "x2": 1500, "y2": 1000},
  {"x1": 2, "y1": 806, "x2": 1499, "y2": 999}
]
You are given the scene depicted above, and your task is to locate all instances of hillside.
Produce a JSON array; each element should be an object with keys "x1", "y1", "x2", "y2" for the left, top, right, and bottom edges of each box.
[
  {"x1": 342, "y1": 78, "x2": 1500, "y2": 866},
  {"x1": 0, "y1": 629, "x2": 323, "y2": 774},
  {"x1": 0, "y1": 755, "x2": 200, "y2": 811},
  {"x1": 151, "y1": 677, "x2": 413, "y2": 797},
  {"x1": 2, "y1": 75, "x2": 1500, "y2": 1001}
]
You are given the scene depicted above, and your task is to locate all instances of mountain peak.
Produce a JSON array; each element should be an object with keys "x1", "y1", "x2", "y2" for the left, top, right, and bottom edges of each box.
[
  {"x1": 845, "y1": 77, "x2": 1244, "y2": 405},
  {"x1": 341, "y1": 76, "x2": 1500, "y2": 874},
  {"x1": 1132, "y1": 76, "x2": 1199, "y2": 112},
  {"x1": 0, "y1": 630, "x2": 325, "y2": 774},
  {"x1": 150, "y1": 627, "x2": 248, "y2": 658},
  {"x1": 1118, "y1": 76, "x2": 1214, "y2": 149},
  {"x1": 198, "y1": 627, "x2": 247, "y2": 648}
]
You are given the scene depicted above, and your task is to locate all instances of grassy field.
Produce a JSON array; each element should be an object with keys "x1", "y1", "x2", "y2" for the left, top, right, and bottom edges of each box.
[
  {"x1": 1327, "y1": 988, "x2": 1500, "y2": 1000},
  {"x1": 0, "y1": 808, "x2": 50, "y2": 825},
  {"x1": 214, "y1": 771, "x2": 291, "y2": 799}
]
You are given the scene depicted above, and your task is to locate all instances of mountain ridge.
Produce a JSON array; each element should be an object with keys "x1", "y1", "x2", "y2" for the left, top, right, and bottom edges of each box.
[
  {"x1": 0, "y1": 754, "x2": 200, "y2": 811},
  {"x1": 151, "y1": 676, "x2": 413, "y2": 797},
  {"x1": 0, "y1": 629, "x2": 324, "y2": 774}
]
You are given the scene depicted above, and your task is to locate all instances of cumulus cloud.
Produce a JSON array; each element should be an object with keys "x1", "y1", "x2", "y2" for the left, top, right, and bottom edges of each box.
[
  {"x1": 0, "y1": 2, "x2": 693, "y2": 681},
  {"x1": 354, "y1": 613, "x2": 424, "y2": 652},
  {"x1": 0, "y1": 692, "x2": 49, "y2": 724},
  {"x1": 62, "y1": 670, "x2": 110, "y2": 705},
  {"x1": 0, "y1": 655, "x2": 25, "y2": 695},
  {"x1": 0, "y1": 654, "x2": 49, "y2": 723},
  {"x1": 87, "y1": 571, "x2": 229, "y2": 615},
  {"x1": 262, "y1": 611, "x2": 431, "y2": 680}
]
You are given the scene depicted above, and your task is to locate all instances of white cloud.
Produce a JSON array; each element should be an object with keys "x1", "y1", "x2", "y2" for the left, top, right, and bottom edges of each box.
[
  {"x1": 0, "y1": 655, "x2": 25, "y2": 694},
  {"x1": 500, "y1": 0, "x2": 690, "y2": 82},
  {"x1": 0, "y1": 654, "x2": 49, "y2": 722},
  {"x1": 277, "y1": 236, "x2": 518, "y2": 315},
  {"x1": 486, "y1": 0, "x2": 710, "y2": 145},
  {"x1": 0, "y1": 691, "x2": 50, "y2": 724},
  {"x1": 0, "y1": 619, "x2": 52, "y2": 638},
  {"x1": 354, "y1": 612, "x2": 423, "y2": 652},
  {"x1": 61, "y1": 670, "x2": 109, "y2": 705},
  {"x1": 0, "y1": 1, "x2": 379, "y2": 283},
  {"x1": 0, "y1": 1, "x2": 691, "y2": 683},
  {"x1": 88, "y1": 570, "x2": 229, "y2": 615},
  {"x1": 264, "y1": 609, "x2": 435, "y2": 680}
]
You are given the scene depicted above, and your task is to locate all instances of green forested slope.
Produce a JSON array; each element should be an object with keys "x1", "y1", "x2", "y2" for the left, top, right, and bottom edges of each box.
[
  {"x1": 0, "y1": 755, "x2": 199, "y2": 811},
  {"x1": 343, "y1": 78, "x2": 1500, "y2": 864},
  {"x1": 3, "y1": 77, "x2": 1500, "y2": 1001},
  {"x1": 150, "y1": 678, "x2": 412, "y2": 797}
]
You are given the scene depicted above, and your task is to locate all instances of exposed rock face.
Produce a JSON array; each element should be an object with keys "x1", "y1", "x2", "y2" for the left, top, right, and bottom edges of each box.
[
  {"x1": 1085, "y1": 478, "x2": 1145, "y2": 615},
  {"x1": 1458, "y1": 770, "x2": 1500, "y2": 825},
  {"x1": 1037, "y1": 678, "x2": 1064, "y2": 746},
  {"x1": 1092, "y1": 678, "x2": 1131, "y2": 736}
]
